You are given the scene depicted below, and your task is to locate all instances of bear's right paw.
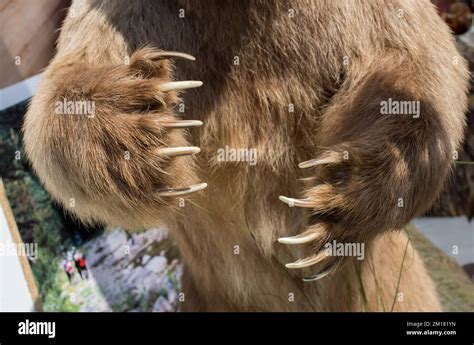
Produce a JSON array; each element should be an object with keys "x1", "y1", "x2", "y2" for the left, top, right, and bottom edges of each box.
[
  {"x1": 128, "y1": 48, "x2": 207, "y2": 197},
  {"x1": 26, "y1": 47, "x2": 206, "y2": 228}
]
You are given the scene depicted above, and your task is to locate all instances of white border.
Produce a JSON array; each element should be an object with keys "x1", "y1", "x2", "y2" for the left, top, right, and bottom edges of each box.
[{"x1": 0, "y1": 74, "x2": 43, "y2": 111}]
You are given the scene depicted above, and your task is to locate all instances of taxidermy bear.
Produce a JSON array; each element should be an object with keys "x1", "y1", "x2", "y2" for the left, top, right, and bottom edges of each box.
[{"x1": 23, "y1": 0, "x2": 469, "y2": 311}]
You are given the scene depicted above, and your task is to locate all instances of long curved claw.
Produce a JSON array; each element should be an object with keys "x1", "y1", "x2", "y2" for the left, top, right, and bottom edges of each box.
[
  {"x1": 278, "y1": 227, "x2": 325, "y2": 245},
  {"x1": 152, "y1": 51, "x2": 196, "y2": 61},
  {"x1": 157, "y1": 147, "x2": 200, "y2": 157},
  {"x1": 279, "y1": 196, "x2": 314, "y2": 208},
  {"x1": 159, "y1": 81, "x2": 203, "y2": 92},
  {"x1": 298, "y1": 152, "x2": 341, "y2": 169},
  {"x1": 285, "y1": 251, "x2": 328, "y2": 269},
  {"x1": 157, "y1": 182, "x2": 208, "y2": 197},
  {"x1": 302, "y1": 258, "x2": 342, "y2": 282},
  {"x1": 161, "y1": 120, "x2": 203, "y2": 128}
]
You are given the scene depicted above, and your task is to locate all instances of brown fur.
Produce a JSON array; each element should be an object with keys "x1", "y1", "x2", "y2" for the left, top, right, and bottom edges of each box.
[{"x1": 23, "y1": 0, "x2": 469, "y2": 311}]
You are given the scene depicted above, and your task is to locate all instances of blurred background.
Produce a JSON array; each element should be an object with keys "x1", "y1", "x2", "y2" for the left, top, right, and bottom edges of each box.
[{"x1": 0, "y1": 0, "x2": 472, "y2": 312}]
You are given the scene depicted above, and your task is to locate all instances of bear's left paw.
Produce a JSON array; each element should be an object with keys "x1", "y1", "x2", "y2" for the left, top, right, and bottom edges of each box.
[{"x1": 278, "y1": 142, "x2": 406, "y2": 281}]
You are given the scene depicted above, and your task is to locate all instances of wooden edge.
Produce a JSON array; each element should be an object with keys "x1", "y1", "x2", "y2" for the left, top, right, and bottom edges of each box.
[{"x1": 0, "y1": 178, "x2": 43, "y2": 312}]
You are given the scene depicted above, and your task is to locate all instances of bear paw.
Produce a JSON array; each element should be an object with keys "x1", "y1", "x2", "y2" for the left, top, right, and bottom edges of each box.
[
  {"x1": 26, "y1": 47, "x2": 208, "y2": 228},
  {"x1": 278, "y1": 141, "x2": 407, "y2": 281}
]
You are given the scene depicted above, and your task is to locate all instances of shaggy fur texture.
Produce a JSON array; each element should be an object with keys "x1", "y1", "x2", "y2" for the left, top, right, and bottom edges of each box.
[{"x1": 23, "y1": 0, "x2": 469, "y2": 311}]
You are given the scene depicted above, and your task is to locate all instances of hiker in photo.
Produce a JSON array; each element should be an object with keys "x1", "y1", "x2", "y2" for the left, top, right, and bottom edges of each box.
[
  {"x1": 63, "y1": 259, "x2": 75, "y2": 283},
  {"x1": 80, "y1": 255, "x2": 89, "y2": 279},
  {"x1": 73, "y1": 251, "x2": 84, "y2": 280},
  {"x1": 74, "y1": 251, "x2": 89, "y2": 280}
]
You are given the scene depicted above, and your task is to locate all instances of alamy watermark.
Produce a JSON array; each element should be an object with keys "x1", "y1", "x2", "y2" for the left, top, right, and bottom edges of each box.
[
  {"x1": 217, "y1": 145, "x2": 257, "y2": 166},
  {"x1": 380, "y1": 98, "x2": 420, "y2": 118},
  {"x1": 18, "y1": 319, "x2": 55, "y2": 339},
  {"x1": 324, "y1": 240, "x2": 365, "y2": 260},
  {"x1": 0, "y1": 241, "x2": 38, "y2": 261},
  {"x1": 55, "y1": 98, "x2": 96, "y2": 118}
]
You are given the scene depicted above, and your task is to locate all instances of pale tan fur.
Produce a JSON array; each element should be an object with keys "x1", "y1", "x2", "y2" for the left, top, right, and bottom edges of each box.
[{"x1": 23, "y1": 0, "x2": 469, "y2": 311}]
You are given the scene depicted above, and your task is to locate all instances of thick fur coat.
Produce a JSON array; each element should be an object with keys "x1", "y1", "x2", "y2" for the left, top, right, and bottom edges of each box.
[{"x1": 23, "y1": 0, "x2": 469, "y2": 311}]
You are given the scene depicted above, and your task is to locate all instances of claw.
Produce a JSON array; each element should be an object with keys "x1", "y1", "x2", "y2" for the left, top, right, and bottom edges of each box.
[
  {"x1": 157, "y1": 147, "x2": 200, "y2": 157},
  {"x1": 161, "y1": 120, "x2": 203, "y2": 128},
  {"x1": 298, "y1": 152, "x2": 341, "y2": 169},
  {"x1": 278, "y1": 228, "x2": 324, "y2": 245},
  {"x1": 302, "y1": 258, "x2": 342, "y2": 282},
  {"x1": 279, "y1": 196, "x2": 314, "y2": 208},
  {"x1": 157, "y1": 183, "x2": 208, "y2": 197},
  {"x1": 159, "y1": 81, "x2": 203, "y2": 92},
  {"x1": 153, "y1": 51, "x2": 196, "y2": 61},
  {"x1": 285, "y1": 251, "x2": 328, "y2": 269}
]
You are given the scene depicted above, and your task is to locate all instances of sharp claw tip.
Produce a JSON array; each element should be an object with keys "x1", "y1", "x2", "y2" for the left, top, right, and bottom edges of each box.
[
  {"x1": 162, "y1": 120, "x2": 203, "y2": 128},
  {"x1": 303, "y1": 272, "x2": 330, "y2": 282},
  {"x1": 157, "y1": 146, "x2": 201, "y2": 157},
  {"x1": 278, "y1": 195, "x2": 313, "y2": 208},
  {"x1": 159, "y1": 80, "x2": 203, "y2": 92},
  {"x1": 157, "y1": 182, "x2": 208, "y2": 197},
  {"x1": 279, "y1": 195, "x2": 296, "y2": 207},
  {"x1": 298, "y1": 160, "x2": 316, "y2": 169}
]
